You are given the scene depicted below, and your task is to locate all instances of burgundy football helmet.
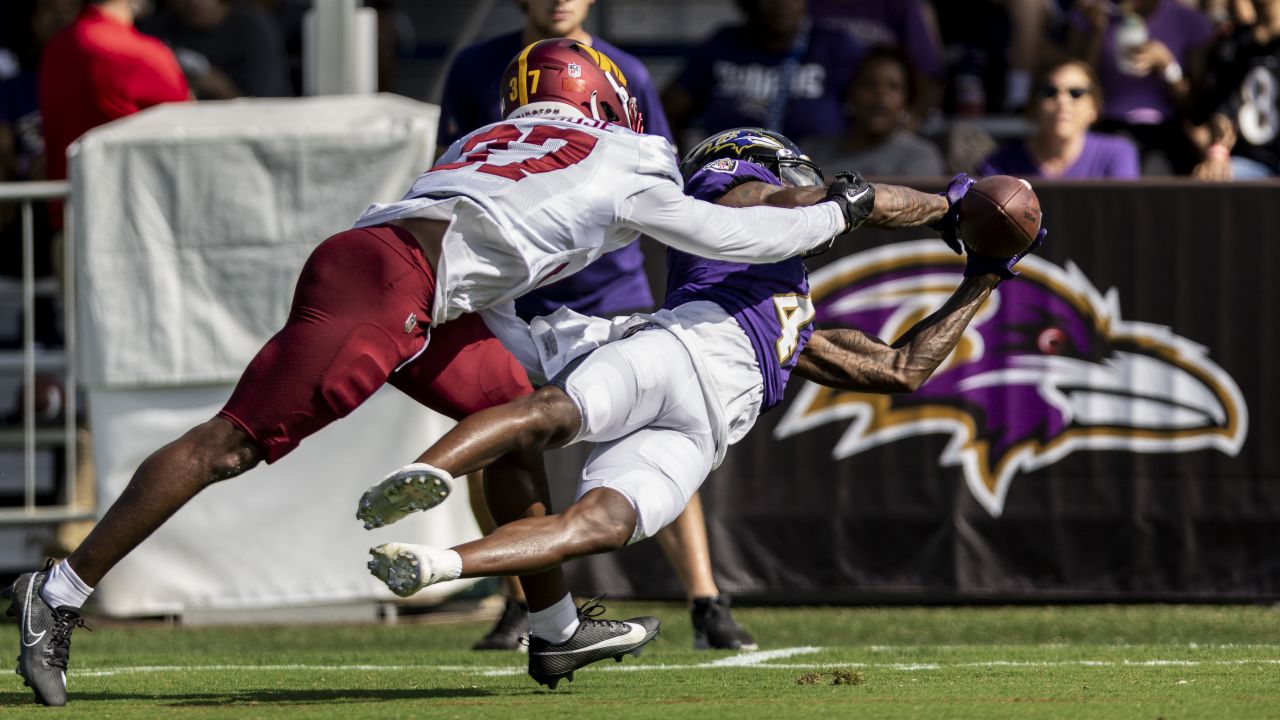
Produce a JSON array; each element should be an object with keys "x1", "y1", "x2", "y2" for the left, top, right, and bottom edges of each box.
[{"x1": 499, "y1": 38, "x2": 644, "y2": 133}]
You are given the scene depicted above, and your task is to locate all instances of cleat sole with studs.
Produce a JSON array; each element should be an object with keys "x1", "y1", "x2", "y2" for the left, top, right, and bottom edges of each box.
[{"x1": 357, "y1": 468, "x2": 452, "y2": 529}]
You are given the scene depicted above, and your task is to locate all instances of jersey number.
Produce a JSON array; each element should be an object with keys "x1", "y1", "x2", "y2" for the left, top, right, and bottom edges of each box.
[
  {"x1": 1239, "y1": 66, "x2": 1277, "y2": 147},
  {"x1": 773, "y1": 294, "x2": 815, "y2": 364},
  {"x1": 433, "y1": 123, "x2": 597, "y2": 181}
]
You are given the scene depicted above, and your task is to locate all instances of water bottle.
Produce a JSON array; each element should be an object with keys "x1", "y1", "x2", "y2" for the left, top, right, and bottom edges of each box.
[{"x1": 1114, "y1": 12, "x2": 1149, "y2": 76}]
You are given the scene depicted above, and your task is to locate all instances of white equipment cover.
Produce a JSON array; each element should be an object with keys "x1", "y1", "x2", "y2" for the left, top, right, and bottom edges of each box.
[
  {"x1": 72, "y1": 95, "x2": 439, "y2": 387},
  {"x1": 72, "y1": 96, "x2": 482, "y2": 616},
  {"x1": 87, "y1": 385, "x2": 475, "y2": 617}
]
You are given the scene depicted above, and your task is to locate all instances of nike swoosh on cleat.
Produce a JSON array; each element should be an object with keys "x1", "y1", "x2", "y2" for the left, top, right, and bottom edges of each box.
[
  {"x1": 532, "y1": 624, "x2": 649, "y2": 656},
  {"x1": 21, "y1": 581, "x2": 45, "y2": 648}
]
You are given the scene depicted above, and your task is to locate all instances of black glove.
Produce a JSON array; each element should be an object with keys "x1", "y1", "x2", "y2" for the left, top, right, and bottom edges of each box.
[{"x1": 823, "y1": 171, "x2": 875, "y2": 234}]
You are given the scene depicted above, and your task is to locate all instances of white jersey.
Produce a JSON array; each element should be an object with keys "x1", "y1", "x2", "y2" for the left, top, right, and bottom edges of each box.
[{"x1": 352, "y1": 116, "x2": 845, "y2": 350}]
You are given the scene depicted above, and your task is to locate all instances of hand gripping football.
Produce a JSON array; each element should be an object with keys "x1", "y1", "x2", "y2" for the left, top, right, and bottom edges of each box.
[{"x1": 958, "y1": 175, "x2": 1042, "y2": 259}]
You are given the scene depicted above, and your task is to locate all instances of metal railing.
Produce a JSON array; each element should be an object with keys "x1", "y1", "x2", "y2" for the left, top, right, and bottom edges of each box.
[{"x1": 0, "y1": 180, "x2": 90, "y2": 523}]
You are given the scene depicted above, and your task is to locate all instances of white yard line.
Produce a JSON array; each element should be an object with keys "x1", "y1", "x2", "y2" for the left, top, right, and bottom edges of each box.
[
  {"x1": 703, "y1": 646, "x2": 823, "y2": 667},
  {"x1": 479, "y1": 647, "x2": 823, "y2": 677},
  {"x1": 74, "y1": 651, "x2": 1280, "y2": 678}
]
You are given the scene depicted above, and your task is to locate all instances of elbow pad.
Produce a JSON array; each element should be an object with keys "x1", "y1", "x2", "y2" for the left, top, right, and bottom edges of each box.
[{"x1": 823, "y1": 171, "x2": 875, "y2": 234}]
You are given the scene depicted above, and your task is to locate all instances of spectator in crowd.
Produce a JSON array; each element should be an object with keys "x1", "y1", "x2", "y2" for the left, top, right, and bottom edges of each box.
[
  {"x1": 437, "y1": 1, "x2": 670, "y2": 149},
  {"x1": 805, "y1": 47, "x2": 946, "y2": 175},
  {"x1": 436, "y1": 0, "x2": 756, "y2": 654},
  {"x1": 39, "y1": 0, "x2": 189, "y2": 232},
  {"x1": 662, "y1": 0, "x2": 864, "y2": 145},
  {"x1": 1191, "y1": 0, "x2": 1280, "y2": 180},
  {"x1": 1068, "y1": 0, "x2": 1213, "y2": 173},
  {"x1": 1, "y1": 0, "x2": 81, "y2": 184},
  {"x1": 977, "y1": 59, "x2": 1141, "y2": 178},
  {"x1": 931, "y1": 0, "x2": 1068, "y2": 115},
  {"x1": 0, "y1": 0, "x2": 80, "y2": 339},
  {"x1": 809, "y1": 0, "x2": 944, "y2": 119},
  {"x1": 141, "y1": 0, "x2": 290, "y2": 99},
  {"x1": 810, "y1": 0, "x2": 943, "y2": 78}
]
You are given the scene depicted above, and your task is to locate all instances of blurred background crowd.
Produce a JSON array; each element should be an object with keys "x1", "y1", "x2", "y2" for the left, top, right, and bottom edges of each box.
[
  {"x1": 1, "y1": 0, "x2": 1278, "y2": 417},
  {"x1": 6, "y1": 0, "x2": 1280, "y2": 194}
]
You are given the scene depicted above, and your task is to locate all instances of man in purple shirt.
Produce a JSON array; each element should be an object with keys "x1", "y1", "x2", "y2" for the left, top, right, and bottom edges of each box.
[
  {"x1": 435, "y1": 0, "x2": 756, "y2": 654},
  {"x1": 1069, "y1": 0, "x2": 1213, "y2": 173},
  {"x1": 357, "y1": 128, "x2": 1044, "y2": 689},
  {"x1": 437, "y1": 0, "x2": 664, "y2": 321},
  {"x1": 662, "y1": 0, "x2": 864, "y2": 144}
]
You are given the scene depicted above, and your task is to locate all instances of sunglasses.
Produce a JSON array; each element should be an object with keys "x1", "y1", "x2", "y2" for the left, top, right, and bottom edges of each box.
[{"x1": 1037, "y1": 85, "x2": 1091, "y2": 100}]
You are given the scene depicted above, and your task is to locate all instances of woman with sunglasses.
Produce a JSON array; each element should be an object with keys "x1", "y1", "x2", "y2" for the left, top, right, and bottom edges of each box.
[{"x1": 976, "y1": 60, "x2": 1140, "y2": 179}]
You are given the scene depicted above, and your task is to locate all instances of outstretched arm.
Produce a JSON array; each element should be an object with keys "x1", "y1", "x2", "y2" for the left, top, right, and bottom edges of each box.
[
  {"x1": 620, "y1": 181, "x2": 847, "y2": 263},
  {"x1": 718, "y1": 180, "x2": 948, "y2": 228},
  {"x1": 794, "y1": 274, "x2": 999, "y2": 393},
  {"x1": 864, "y1": 183, "x2": 949, "y2": 229}
]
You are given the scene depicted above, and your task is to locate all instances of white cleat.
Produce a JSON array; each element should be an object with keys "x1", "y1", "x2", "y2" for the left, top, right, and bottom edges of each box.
[
  {"x1": 367, "y1": 542, "x2": 431, "y2": 597},
  {"x1": 357, "y1": 463, "x2": 454, "y2": 529}
]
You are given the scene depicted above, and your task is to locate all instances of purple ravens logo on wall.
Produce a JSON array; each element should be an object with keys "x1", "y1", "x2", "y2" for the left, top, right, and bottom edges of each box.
[{"x1": 774, "y1": 241, "x2": 1249, "y2": 516}]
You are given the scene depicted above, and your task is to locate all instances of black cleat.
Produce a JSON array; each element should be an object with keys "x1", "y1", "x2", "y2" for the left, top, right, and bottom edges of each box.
[
  {"x1": 5, "y1": 565, "x2": 88, "y2": 706},
  {"x1": 691, "y1": 595, "x2": 757, "y2": 651},
  {"x1": 472, "y1": 597, "x2": 530, "y2": 652},
  {"x1": 527, "y1": 598, "x2": 659, "y2": 689}
]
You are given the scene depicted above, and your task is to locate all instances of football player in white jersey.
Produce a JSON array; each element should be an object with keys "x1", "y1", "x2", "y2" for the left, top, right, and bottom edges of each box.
[
  {"x1": 4, "y1": 38, "x2": 909, "y2": 707},
  {"x1": 356, "y1": 128, "x2": 1045, "y2": 689}
]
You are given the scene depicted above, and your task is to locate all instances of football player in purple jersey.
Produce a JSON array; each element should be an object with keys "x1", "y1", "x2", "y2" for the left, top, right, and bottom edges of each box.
[
  {"x1": 359, "y1": 128, "x2": 1043, "y2": 689},
  {"x1": 438, "y1": 0, "x2": 756, "y2": 654}
]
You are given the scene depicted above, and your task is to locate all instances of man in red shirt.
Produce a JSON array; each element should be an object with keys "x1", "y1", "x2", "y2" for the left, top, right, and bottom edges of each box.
[{"x1": 40, "y1": 0, "x2": 189, "y2": 225}]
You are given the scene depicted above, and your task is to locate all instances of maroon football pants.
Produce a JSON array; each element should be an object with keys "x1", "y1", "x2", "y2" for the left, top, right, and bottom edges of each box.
[{"x1": 219, "y1": 224, "x2": 532, "y2": 463}]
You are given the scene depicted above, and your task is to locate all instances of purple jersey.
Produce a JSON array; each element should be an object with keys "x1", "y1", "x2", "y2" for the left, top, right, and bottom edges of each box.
[
  {"x1": 437, "y1": 31, "x2": 667, "y2": 319},
  {"x1": 976, "y1": 132, "x2": 1140, "y2": 179},
  {"x1": 674, "y1": 22, "x2": 863, "y2": 142},
  {"x1": 663, "y1": 159, "x2": 812, "y2": 411},
  {"x1": 1069, "y1": 0, "x2": 1211, "y2": 125}
]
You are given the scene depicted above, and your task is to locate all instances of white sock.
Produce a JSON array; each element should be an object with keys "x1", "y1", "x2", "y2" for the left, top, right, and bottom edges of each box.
[
  {"x1": 529, "y1": 594, "x2": 580, "y2": 644},
  {"x1": 425, "y1": 547, "x2": 463, "y2": 585},
  {"x1": 41, "y1": 560, "x2": 93, "y2": 609}
]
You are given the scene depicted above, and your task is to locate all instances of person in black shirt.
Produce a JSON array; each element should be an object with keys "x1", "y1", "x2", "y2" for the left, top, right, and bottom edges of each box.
[{"x1": 1192, "y1": 0, "x2": 1280, "y2": 180}]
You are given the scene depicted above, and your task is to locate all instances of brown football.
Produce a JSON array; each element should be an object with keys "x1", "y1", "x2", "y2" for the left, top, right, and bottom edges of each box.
[{"x1": 958, "y1": 175, "x2": 1042, "y2": 258}]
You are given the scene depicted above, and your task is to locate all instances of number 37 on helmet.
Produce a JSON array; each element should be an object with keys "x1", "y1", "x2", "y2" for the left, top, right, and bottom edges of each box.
[{"x1": 500, "y1": 38, "x2": 644, "y2": 134}]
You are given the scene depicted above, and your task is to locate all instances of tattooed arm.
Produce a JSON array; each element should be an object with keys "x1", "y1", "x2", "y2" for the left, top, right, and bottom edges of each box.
[
  {"x1": 795, "y1": 274, "x2": 999, "y2": 393},
  {"x1": 717, "y1": 180, "x2": 947, "y2": 228},
  {"x1": 864, "y1": 183, "x2": 949, "y2": 229}
]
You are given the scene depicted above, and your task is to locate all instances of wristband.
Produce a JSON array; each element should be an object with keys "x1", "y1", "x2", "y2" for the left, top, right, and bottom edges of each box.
[
  {"x1": 1163, "y1": 60, "x2": 1183, "y2": 85},
  {"x1": 1207, "y1": 144, "x2": 1230, "y2": 161}
]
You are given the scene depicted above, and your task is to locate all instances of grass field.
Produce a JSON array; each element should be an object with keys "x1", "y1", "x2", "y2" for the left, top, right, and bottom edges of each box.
[{"x1": 2, "y1": 603, "x2": 1278, "y2": 718}]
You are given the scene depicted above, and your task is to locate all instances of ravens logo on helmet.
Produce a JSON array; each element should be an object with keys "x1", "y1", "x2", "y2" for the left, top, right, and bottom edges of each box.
[{"x1": 680, "y1": 127, "x2": 825, "y2": 188}]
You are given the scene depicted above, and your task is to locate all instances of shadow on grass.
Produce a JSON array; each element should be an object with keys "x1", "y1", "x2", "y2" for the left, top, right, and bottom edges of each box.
[{"x1": 0, "y1": 687, "x2": 496, "y2": 706}]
